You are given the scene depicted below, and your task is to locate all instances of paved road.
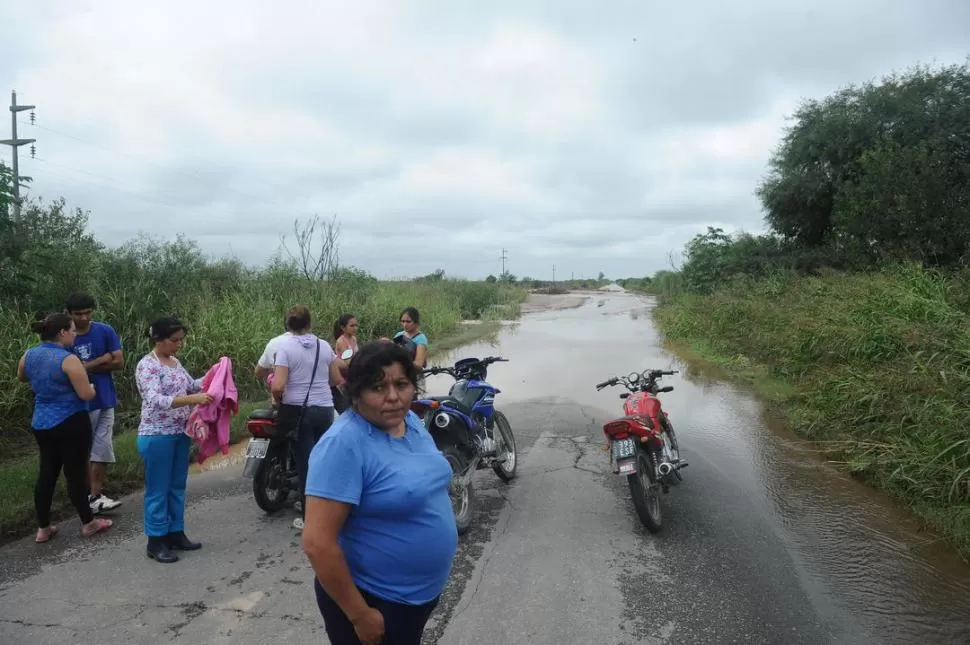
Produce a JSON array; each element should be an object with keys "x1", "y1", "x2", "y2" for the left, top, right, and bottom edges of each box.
[{"x1": 3, "y1": 291, "x2": 969, "y2": 645}]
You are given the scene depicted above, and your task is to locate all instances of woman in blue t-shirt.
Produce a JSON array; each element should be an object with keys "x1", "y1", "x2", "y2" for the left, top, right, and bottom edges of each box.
[
  {"x1": 16, "y1": 314, "x2": 114, "y2": 543},
  {"x1": 302, "y1": 340, "x2": 457, "y2": 645},
  {"x1": 392, "y1": 307, "x2": 428, "y2": 368}
]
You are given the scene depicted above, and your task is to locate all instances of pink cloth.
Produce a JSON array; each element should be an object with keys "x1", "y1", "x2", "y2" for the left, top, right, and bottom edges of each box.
[{"x1": 185, "y1": 356, "x2": 239, "y2": 463}]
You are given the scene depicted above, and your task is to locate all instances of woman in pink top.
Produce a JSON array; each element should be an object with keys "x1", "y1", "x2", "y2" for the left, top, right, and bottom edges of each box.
[{"x1": 331, "y1": 314, "x2": 358, "y2": 414}]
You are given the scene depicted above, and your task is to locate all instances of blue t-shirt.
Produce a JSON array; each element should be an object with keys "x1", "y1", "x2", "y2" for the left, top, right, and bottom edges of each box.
[
  {"x1": 393, "y1": 331, "x2": 428, "y2": 362},
  {"x1": 24, "y1": 343, "x2": 89, "y2": 430},
  {"x1": 71, "y1": 321, "x2": 122, "y2": 410},
  {"x1": 305, "y1": 409, "x2": 458, "y2": 605}
]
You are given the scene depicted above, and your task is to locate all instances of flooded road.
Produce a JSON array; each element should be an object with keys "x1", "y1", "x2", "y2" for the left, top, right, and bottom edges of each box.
[
  {"x1": 426, "y1": 290, "x2": 970, "y2": 644},
  {"x1": 2, "y1": 290, "x2": 968, "y2": 644}
]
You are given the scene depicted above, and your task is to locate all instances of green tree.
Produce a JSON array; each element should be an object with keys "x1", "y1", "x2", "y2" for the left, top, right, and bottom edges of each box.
[{"x1": 757, "y1": 60, "x2": 970, "y2": 267}]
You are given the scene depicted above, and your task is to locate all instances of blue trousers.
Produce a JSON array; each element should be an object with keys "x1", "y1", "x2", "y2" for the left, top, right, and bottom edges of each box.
[{"x1": 137, "y1": 433, "x2": 190, "y2": 537}]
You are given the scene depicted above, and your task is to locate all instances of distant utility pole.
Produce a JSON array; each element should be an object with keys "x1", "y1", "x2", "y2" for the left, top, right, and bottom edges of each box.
[
  {"x1": 552, "y1": 264, "x2": 556, "y2": 283},
  {"x1": 0, "y1": 90, "x2": 36, "y2": 220},
  {"x1": 501, "y1": 248, "x2": 508, "y2": 275}
]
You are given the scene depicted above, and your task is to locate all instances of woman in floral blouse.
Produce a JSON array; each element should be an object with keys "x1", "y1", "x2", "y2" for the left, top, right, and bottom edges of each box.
[{"x1": 135, "y1": 316, "x2": 213, "y2": 564}]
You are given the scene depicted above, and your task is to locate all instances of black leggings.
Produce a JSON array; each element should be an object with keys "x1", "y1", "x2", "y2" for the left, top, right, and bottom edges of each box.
[
  {"x1": 34, "y1": 411, "x2": 94, "y2": 527},
  {"x1": 314, "y1": 579, "x2": 440, "y2": 645}
]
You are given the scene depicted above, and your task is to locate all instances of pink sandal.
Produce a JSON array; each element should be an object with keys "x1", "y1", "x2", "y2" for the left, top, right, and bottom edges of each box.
[
  {"x1": 35, "y1": 525, "x2": 58, "y2": 543},
  {"x1": 81, "y1": 518, "x2": 113, "y2": 537}
]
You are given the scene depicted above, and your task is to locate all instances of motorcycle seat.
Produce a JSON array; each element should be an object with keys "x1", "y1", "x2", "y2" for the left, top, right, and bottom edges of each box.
[
  {"x1": 615, "y1": 415, "x2": 652, "y2": 427},
  {"x1": 428, "y1": 395, "x2": 475, "y2": 418},
  {"x1": 250, "y1": 409, "x2": 278, "y2": 421}
]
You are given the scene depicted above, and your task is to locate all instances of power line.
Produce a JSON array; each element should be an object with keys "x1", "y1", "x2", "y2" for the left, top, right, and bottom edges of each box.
[
  {"x1": 0, "y1": 90, "x2": 36, "y2": 219},
  {"x1": 18, "y1": 116, "x2": 270, "y2": 204}
]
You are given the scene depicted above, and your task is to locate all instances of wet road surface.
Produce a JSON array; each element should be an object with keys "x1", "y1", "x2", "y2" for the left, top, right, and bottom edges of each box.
[{"x1": 2, "y1": 290, "x2": 969, "y2": 644}]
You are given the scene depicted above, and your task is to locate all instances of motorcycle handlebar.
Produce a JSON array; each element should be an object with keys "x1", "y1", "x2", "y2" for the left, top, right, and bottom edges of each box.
[{"x1": 595, "y1": 369, "x2": 679, "y2": 390}]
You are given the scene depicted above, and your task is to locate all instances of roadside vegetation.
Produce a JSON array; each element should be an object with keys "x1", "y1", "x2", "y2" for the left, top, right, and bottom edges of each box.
[
  {"x1": 0, "y1": 174, "x2": 525, "y2": 539},
  {"x1": 648, "y1": 60, "x2": 970, "y2": 559}
]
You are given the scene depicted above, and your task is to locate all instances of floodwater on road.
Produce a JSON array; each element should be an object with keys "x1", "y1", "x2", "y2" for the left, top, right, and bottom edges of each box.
[
  {"x1": 425, "y1": 290, "x2": 970, "y2": 644},
  {"x1": 2, "y1": 289, "x2": 968, "y2": 645}
]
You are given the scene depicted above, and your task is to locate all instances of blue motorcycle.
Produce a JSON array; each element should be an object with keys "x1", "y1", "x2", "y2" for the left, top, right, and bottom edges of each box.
[{"x1": 411, "y1": 356, "x2": 518, "y2": 534}]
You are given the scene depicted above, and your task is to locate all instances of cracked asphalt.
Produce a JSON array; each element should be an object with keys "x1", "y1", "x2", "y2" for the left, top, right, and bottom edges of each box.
[{"x1": 3, "y1": 291, "x2": 970, "y2": 645}]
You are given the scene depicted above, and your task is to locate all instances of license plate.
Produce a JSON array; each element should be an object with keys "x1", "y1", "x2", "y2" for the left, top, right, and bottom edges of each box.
[
  {"x1": 245, "y1": 438, "x2": 270, "y2": 459},
  {"x1": 611, "y1": 438, "x2": 636, "y2": 460},
  {"x1": 617, "y1": 459, "x2": 637, "y2": 475}
]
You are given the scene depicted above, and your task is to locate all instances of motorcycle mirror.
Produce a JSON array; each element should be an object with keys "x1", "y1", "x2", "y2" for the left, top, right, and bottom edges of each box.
[{"x1": 340, "y1": 348, "x2": 354, "y2": 360}]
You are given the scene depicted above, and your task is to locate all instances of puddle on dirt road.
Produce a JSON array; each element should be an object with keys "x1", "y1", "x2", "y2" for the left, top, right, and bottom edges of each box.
[{"x1": 425, "y1": 290, "x2": 970, "y2": 644}]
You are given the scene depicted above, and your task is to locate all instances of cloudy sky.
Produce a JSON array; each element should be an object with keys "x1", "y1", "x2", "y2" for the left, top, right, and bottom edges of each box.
[{"x1": 2, "y1": 1, "x2": 967, "y2": 280}]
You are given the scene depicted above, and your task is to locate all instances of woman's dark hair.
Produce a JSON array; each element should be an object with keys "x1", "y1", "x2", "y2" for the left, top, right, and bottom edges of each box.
[
  {"x1": 30, "y1": 313, "x2": 74, "y2": 341},
  {"x1": 147, "y1": 316, "x2": 186, "y2": 342},
  {"x1": 400, "y1": 306, "x2": 420, "y2": 325},
  {"x1": 344, "y1": 341, "x2": 421, "y2": 402},
  {"x1": 286, "y1": 305, "x2": 311, "y2": 332},
  {"x1": 65, "y1": 292, "x2": 96, "y2": 312},
  {"x1": 333, "y1": 313, "x2": 356, "y2": 340}
]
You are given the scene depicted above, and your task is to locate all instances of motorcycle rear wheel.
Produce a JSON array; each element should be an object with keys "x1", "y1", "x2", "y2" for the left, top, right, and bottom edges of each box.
[
  {"x1": 628, "y1": 452, "x2": 663, "y2": 533},
  {"x1": 253, "y1": 446, "x2": 289, "y2": 514}
]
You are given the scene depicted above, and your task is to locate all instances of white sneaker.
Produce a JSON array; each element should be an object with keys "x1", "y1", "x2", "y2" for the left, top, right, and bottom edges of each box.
[
  {"x1": 90, "y1": 494, "x2": 122, "y2": 514},
  {"x1": 292, "y1": 517, "x2": 304, "y2": 530}
]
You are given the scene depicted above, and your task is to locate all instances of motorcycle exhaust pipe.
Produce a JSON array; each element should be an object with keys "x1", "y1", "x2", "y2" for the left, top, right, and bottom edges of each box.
[{"x1": 658, "y1": 462, "x2": 674, "y2": 477}]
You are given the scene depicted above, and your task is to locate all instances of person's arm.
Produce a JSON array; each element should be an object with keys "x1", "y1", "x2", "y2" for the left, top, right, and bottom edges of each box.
[
  {"x1": 270, "y1": 365, "x2": 288, "y2": 404},
  {"x1": 85, "y1": 326, "x2": 124, "y2": 373},
  {"x1": 84, "y1": 350, "x2": 123, "y2": 373},
  {"x1": 302, "y1": 430, "x2": 382, "y2": 644},
  {"x1": 254, "y1": 340, "x2": 276, "y2": 379},
  {"x1": 63, "y1": 354, "x2": 97, "y2": 401},
  {"x1": 303, "y1": 498, "x2": 384, "y2": 644},
  {"x1": 136, "y1": 359, "x2": 210, "y2": 410},
  {"x1": 413, "y1": 334, "x2": 428, "y2": 368},
  {"x1": 16, "y1": 354, "x2": 28, "y2": 383}
]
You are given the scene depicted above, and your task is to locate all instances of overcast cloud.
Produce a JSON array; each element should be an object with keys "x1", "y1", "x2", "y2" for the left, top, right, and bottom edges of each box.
[{"x1": 1, "y1": 0, "x2": 967, "y2": 279}]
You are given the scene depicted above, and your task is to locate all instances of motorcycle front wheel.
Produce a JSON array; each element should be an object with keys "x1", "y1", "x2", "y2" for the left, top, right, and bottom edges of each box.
[
  {"x1": 628, "y1": 452, "x2": 663, "y2": 533},
  {"x1": 441, "y1": 444, "x2": 475, "y2": 535},
  {"x1": 491, "y1": 411, "x2": 518, "y2": 482},
  {"x1": 252, "y1": 445, "x2": 289, "y2": 514}
]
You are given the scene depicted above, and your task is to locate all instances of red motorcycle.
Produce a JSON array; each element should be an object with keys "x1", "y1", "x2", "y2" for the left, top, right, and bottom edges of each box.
[{"x1": 596, "y1": 369, "x2": 687, "y2": 532}]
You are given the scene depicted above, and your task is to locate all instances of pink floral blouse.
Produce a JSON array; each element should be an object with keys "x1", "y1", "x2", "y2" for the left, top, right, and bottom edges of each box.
[{"x1": 135, "y1": 352, "x2": 203, "y2": 436}]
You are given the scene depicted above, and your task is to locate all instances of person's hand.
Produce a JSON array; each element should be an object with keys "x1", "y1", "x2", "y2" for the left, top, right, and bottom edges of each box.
[
  {"x1": 190, "y1": 392, "x2": 214, "y2": 405},
  {"x1": 352, "y1": 607, "x2": 385, "y2": 645}
]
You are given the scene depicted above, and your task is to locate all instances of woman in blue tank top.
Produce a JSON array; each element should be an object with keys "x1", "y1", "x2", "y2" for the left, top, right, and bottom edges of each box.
[{"x1": 16, "y1": 313, "x2": 115, "y2": 542}]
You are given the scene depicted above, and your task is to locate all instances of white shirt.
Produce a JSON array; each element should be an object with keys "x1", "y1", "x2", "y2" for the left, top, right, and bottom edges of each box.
[{"x1": 257, "y1": 332, "x2": 293, "y2": 370}]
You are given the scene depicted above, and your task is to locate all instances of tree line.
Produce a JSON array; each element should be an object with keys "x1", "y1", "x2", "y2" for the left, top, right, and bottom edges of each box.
[{"x1": 659, "y1": 59, "x2": 970, "y2": 293}]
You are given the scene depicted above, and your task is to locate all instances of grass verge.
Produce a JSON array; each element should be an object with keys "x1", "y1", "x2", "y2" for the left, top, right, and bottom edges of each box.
[
  {"x1": 0, "y1": 318, "x2": 513, "y2": 543},
  {"x1": 652, "y1": 263, "x2": 970, "y2": 560}
]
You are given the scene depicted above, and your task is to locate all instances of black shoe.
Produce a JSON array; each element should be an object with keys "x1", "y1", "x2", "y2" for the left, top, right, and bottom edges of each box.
[
  {"x1": 165, "y1": 531, "x2": 202, "y2": 551},
  {"x1": 147, "y1": 537, "x2": 179, "y2": 563}
]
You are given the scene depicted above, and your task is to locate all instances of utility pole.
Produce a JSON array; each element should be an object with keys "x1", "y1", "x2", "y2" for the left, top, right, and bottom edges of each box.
[
  {"x1": 0, "y1": 90, "x2": 36, "y2": 220},
  {"x1": 500, "y1": 248, "x2": 508, "y2": 275},
  {"x1": 552, "y1": 264, "x2": 556, "y2": 283}
]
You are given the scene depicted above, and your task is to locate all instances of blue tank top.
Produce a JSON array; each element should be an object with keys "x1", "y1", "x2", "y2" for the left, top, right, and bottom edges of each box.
[{"x1": 24, "y1": 342, "x2": 88, "y2": 430}]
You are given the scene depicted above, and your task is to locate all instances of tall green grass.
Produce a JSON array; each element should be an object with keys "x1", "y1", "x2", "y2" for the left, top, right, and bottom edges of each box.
[
  {"x1": 653, "y1": 263, "x2": 970, "y2": 558},
  {"x1": 0, "y1": 275, "x2": 526, "y2": 448}
]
